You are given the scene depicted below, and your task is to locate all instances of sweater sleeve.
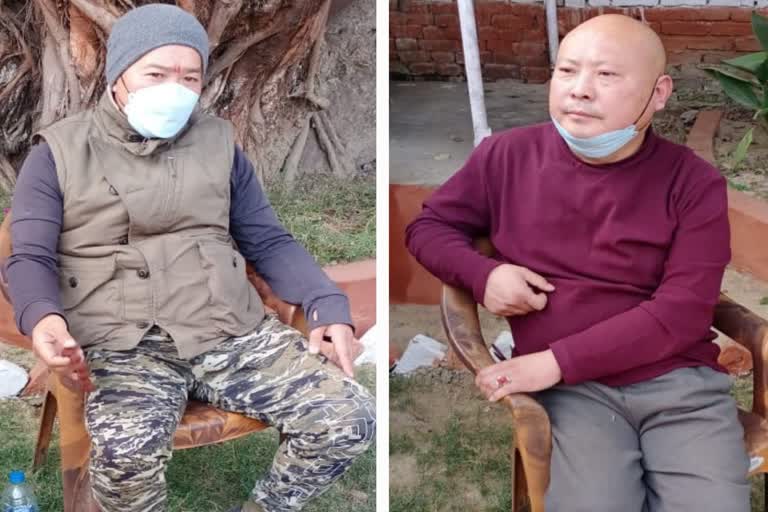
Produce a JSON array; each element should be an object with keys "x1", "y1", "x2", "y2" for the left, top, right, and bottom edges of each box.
[
  {"x1": 405, "y1": 138, "x2": 504, "y2": 304},
  {"x1": 229, "y1": 146, "x2": 353, "y2": 331},
  {"x1": 4, "y1": 143, "x2": 66, "y2": 335},
  {"x1": 549, "y1": 171, "x2": 730, "y2": 385}
]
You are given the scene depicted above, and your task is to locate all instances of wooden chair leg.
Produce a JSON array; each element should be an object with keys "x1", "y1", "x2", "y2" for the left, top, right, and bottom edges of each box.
[
  {"x1": 33, "y1": 391, "x2": 57, "y2": 469},
  {"x1": 512, "y1": 445, "x2": 530, "y2": 512},
  {"x1": 62, "y1": 464, "x2": 100, "y2": 512},
  {"x1": 51, "y1": 374, "x2": 100, "y2": 512}
]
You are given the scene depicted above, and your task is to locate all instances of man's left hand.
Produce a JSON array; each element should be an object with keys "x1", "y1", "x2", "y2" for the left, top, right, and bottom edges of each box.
[
  {"x1": 308, "y1": 324, "x2": 361, "y2": 379},
  {"x1": 475, "y1": 349, "x2": 563, "y2": 402}
]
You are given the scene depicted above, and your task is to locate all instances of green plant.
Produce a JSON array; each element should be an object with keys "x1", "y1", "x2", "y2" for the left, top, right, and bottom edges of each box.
[{"x1": 701, "y1": 12, "x2": 768, "y2": 170}]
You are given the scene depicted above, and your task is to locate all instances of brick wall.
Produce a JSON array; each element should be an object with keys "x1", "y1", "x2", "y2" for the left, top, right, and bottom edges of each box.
[{"x1": 390, "y1": 0, "x2": 763, "y2": 83}]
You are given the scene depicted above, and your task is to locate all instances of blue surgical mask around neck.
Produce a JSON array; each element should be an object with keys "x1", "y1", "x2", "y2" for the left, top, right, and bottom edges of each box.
[
  {"x1": 120, "y1": 80, "x2": 200, "y2": 139},
  {"x1": 552, "y1": 80, "x2": 658, "y2": 160}
]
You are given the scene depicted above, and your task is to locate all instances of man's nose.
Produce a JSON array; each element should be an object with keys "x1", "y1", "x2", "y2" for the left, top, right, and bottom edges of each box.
[{"x1": 569, "y1": 72, "x2": 594, "y2": 101}]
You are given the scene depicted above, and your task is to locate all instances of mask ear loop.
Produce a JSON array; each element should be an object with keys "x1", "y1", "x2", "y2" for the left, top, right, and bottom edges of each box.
[
  {"x1": 113, "y1": 76, "x2": 132, "y2": 110},
  {"x1": 632, "y1": 76, "x2": 661, "y2": 132}
]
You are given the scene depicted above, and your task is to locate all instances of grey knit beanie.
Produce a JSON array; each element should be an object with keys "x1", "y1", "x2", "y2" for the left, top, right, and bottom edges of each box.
[{"x1": 106, "y1": 4, "x2": 209, "y2": 85}]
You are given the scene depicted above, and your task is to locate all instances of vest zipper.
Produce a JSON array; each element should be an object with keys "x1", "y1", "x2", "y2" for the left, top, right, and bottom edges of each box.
[{"x1": 162, "y1": 155, "x2": 177, "y2": 225}]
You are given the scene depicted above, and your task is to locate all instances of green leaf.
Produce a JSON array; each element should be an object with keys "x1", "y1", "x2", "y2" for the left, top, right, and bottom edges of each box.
[
  {"x1": 731, "y1": 127, "x2": 754, "y2": 171},
  {"x1": 753, "y1": 12, "x2": 768, "y2": 52},
  {"x1": 724, "y1": 52, "x2": 768, "y2": 73},
  {"x1": 757, "y1": 58, "x2": 768, "y2": 84},
  {"x1": 701, "y1": 65, "x2": 758, "y2": 87},
  {"x1": 705, "y1": 70, "x2": 761, "y2": 109},
  {"x1": 761, "y1": 296, "x2": 768, "y2": 305}
]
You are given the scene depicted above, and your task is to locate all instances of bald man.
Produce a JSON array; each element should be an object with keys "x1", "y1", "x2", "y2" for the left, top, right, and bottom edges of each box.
[{"x1": 407, "y1": 14, "x2": 749, "y2": 511}]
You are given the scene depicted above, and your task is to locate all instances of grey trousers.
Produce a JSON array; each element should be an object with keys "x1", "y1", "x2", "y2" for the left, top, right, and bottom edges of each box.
[{"x1": 536, "y1": 366, "x2": 750, "y2": 512}]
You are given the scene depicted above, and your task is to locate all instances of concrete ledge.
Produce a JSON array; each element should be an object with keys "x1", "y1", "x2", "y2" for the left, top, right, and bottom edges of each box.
[
  {"x1": 325, "y1": 259, "x2": 377, "y2": 336},
  {"x1": 686, "y1": 110, "x2": 768, "y2": 283},
  {"x1": 390, "y1": 184, "x2": 442, "y2": 305}
]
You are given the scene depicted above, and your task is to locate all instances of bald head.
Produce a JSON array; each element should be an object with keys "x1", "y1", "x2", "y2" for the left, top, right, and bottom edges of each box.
[
  {"x1": 548, "y1": 13, "x2": 673, "y2": 160},
  {"x1": 562, "y1": 14, "x2": 667, "y2": 76}
]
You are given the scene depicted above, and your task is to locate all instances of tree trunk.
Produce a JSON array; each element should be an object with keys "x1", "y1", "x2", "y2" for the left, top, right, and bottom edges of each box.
[{"x1": 0, "y1": 0, "x2": 360, "y2": 191}]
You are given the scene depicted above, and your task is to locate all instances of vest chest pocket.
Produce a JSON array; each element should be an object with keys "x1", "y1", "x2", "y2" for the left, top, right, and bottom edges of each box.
[
  {"x1": 58, "y1": 257, "x2": 120, "y2": 318},
  {"x1": 197, "y1": 240, "x2": 253, "y2": 333}
]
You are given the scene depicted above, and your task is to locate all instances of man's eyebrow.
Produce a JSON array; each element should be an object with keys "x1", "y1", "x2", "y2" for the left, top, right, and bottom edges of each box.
[
  {"x1": 560, "y1": 57, "x2": 621, "y2": 69},
  {"x1": 143, "y1": 63, "x2": 202, "y2": 74}
]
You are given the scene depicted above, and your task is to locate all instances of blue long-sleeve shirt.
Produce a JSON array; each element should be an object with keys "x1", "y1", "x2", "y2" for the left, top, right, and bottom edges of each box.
[{"x1": 6, "y1": 142, "x2": 352, "y2": 336}]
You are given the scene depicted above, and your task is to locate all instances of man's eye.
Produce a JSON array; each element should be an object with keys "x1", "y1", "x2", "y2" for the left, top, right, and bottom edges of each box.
[
  {"x1": 185, "y1": 76, "x2": 200, "y2": 83},
  {"x1": 558, "y1": 67, "x2": 573, "y2": 73},
  {"x1": 599, "y1": 71, "x2": 616, "y2": 77},
  {"x1": 148, "y1": 72, "x2": 163, "y2": 78}
]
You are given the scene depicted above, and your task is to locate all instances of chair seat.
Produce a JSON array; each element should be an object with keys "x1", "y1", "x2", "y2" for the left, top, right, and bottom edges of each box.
[
  {"x1": 740, "y1": 409, "x2": 768, "y2": 476},
  {"x1": 173, "y1": 400, "x2": 269, "y2": 450}
]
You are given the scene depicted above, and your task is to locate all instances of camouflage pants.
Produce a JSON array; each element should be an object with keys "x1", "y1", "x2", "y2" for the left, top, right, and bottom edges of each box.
[{"x1": 83, "y1": 315, "x2": 376, "y2": 512}]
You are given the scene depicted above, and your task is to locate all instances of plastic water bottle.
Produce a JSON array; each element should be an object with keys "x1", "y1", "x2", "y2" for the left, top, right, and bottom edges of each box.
[{"x1": 1, "y1": 471, "x2": 38, "y2": 512}]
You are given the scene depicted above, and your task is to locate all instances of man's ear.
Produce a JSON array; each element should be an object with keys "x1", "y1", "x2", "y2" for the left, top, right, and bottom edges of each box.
[{"x1": 652, "y1": 75, "x2": 674, "y2": 113}]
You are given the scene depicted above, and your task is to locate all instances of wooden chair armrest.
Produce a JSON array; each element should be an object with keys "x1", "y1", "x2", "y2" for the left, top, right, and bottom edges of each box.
[
  {"x1": 714, "y1": 293, "x2": 768, "y2": 416},
  {"x1": 246, "y1": 265, "x2": 308, "y2": 337},
  {"x1": 440, "y1": 283, "x2": 551, "y2": 415},
  {"x1": 0, "y1": 212, "x2": 11, "y2": 304},
  {"x1": 440, "y1": 283, "x2": 552, "y2": 497}
]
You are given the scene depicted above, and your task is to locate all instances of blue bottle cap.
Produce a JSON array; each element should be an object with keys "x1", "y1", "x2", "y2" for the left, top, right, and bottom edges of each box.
[{"x1": 8, "y1": 470, "x2": 24, "y2": 485}]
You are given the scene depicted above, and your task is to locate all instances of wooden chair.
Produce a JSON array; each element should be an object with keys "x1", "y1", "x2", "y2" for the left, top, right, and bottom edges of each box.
[
  {"x1": 440, "y1": 239, "x2": 768, "y2": 512},
  {"x1": 0, "y1": 212, "x2": 308, "y2": 512}
]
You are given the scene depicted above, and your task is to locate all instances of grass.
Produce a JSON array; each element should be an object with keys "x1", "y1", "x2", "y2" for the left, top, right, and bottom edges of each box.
[
  {"x1": 389, "y1": 374, "x2": 513, "y2": 512},
  {"x1": 0, "y1": 176, "x2": 375, "y2": 510},
  {"x1": 728, "y1": 177, "x2": 752, "y2": 193},
  {"x1": 268, "y1": 173, "x2": 375, "y2": 265}
]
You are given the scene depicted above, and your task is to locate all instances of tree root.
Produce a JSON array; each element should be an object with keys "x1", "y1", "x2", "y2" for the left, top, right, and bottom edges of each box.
[
  {"x1": 40, "y1": 29, "x2": 66, "y2": 129},
  {"x1": 69, "y1": 0, "x2": 116, "y2": 34},
  {"x1": 0, "y1": 154, "x2": 17, "y2": 192},
  {"x1": 302, "y1": 33, "x2": 330, "y2": 110},
  {"x1": 283, "y1": 115, "x2": 311, "y2": 184},
  {"x1": 207, "y1": 0, "x2": 243, "y2": 50},
  {"x1": 68, "y1": 2, "x2": 102, "y2": 83},
  {"x1": 36, "y1": 0, "x2": 82, "y2": 113},
  {"x1": 286, "y1": 0, "x2": 330, "y2": 110},
  {"x1": 313, "y1": 111, "x2": 351, "y2": 178},
  {"x1": 0, "y1": 5, "x2": 34, "y2": 107},
  {"x1": 206, "y1": 20, "x2": 283, "y2": 85}
]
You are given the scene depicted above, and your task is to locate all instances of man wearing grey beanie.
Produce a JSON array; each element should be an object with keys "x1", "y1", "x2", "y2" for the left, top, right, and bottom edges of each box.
[{"x1": 5, "y1": 4, "x2": 375, "y2": 512}]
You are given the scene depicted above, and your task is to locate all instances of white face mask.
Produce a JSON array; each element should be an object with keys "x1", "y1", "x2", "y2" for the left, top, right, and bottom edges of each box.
[
  {"x1": 121, "y1": 80, "x2": 200, "y2": 139},
  {"x1": 553, "y1": 78, "x2": 659, "y2": 160}
]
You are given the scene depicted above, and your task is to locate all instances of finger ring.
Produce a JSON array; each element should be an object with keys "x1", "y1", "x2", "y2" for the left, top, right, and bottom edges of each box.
[{"x1": 496, "y1": 375, "x2": 509, "y2": 388}]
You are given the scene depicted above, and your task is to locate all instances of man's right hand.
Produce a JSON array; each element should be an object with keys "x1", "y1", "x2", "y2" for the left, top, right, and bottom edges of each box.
[
  {"x1": 31, "y1": 314, "x2": 93, "y2": 391},
  {"x1": 483, "y1": 264, "x2": 555, "y2": 316}
]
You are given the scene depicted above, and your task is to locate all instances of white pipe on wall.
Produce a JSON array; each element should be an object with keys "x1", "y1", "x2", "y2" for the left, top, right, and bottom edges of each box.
[
  {"x1": 456, "y1": 0, "x2": 492, "y2": 147},
  {"x1": 545, "y1": 0, "x2": 559, "y2": 70}
]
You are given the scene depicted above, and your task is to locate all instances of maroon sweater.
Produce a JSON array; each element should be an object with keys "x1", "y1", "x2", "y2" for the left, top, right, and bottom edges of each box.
[{"x1": 406, "y1": 123, "x2": 730, "y2": 387}]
